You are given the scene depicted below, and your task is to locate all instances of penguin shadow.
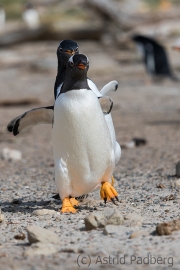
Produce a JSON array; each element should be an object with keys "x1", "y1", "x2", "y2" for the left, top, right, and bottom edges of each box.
[{"x1": 0, "y1": 197, "x2": 61, "y2": 214}]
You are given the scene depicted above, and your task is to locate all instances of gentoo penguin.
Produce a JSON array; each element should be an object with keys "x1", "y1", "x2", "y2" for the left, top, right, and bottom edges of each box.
[
  {"x1": 53, "y1": 54, "x2": 118, "y2": 213},
  {"x1": 132, "y1": 34, "x2": 178, "y2": 81},
  {"x1": 7, "y1": 40, "x2": 119, "y2": 151},
  {"x1": 0, "y1": 3, "x2": 5, "y2": 30},
  {"x1": 22, "y1": 2, "x2": 40, "y2": 29},
  {"x1": 172, "y1": 38, "x2": 180, "y2": 52}
]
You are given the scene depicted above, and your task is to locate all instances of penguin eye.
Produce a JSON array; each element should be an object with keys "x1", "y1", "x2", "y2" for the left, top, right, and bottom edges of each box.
[
  {"x1": 70, "y1": 61, "x2": 74, "y2": 66},
  {"x1": 59, "y1": 48, "x2": 63, "y2": 53},
  {"x1": 75, "y1": 47, "x2": 79, "y2": 52}
]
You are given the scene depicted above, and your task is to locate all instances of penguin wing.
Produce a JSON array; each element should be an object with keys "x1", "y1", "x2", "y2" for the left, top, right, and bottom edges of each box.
[
  {"x1": 7, "y1": 106, "x2": 54, "y2": 136},
  {"x1": 98, "y1": 96, "x2": 113, "y2": 114},
  {"x1": 100, "y1": 81, "x2": 118, "y2": 96},
  {"x1": 87, "y1": 79, "x2": 118, "y2": 97}
]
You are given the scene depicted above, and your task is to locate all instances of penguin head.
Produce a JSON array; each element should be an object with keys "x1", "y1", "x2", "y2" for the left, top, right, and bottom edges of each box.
[
  {"x1": 67, "y1": 54, "x2": 89, "y2": 75},
  {"x1": 57, "y1": 40, "x2": 79, "y2": 63}
]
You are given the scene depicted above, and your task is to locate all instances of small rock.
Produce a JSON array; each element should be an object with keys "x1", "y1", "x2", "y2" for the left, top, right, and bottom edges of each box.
[
  {"x1": 103, "y1": 225, "x2": 129, "y2": 235},
  {"x1": 156, "y1": 219, "x2": 180, "y2": 235},
  {"x1": 124, "y1": 213, "x2": 144, "y2": 226},
  {"x1": 12, "y1": 199, "x2": 22, "y2": 204},
  {"x1": 84, "y1": 210, "x2": 124, "y2": 230},
  {"x1": 129, "y1": 230, "x2": 149, "y2": 239},
  {"x1": 14, "y1": 233, "x2": 26, "y2": 240},
  {"x1": 175, "y1": 179, "x2": 180, "y2": 188},
  {"x1": 0, "y1": 209, "x2": 4, "y2": 223},
  {"x1": 105, "y1": 209, "x2": 124, "y2": 226},
  {"x1": 163, "y1": 194, "x2": 175, "y2": 201},
  {"x1": 84, "y1": 212, "x2": 106, "y2": 230},
  {"x1": 26, "y1": 225, "x2": 59, "y2": 244},
  {"x1": 176, "y1": 161, "x2": 180, "y2": 177},
  {"x1": 24, "y1": 243, "x2": 58, "y2": 256},
  {"x1": 1, "y1": 148, "x2": 22, "y2": 161},
  {"x1": 31, "y1": 209, "x2": 56, "y2": 216},
  {"x1": 157, "y1": 183, "x2": 165, "y2": 189}
]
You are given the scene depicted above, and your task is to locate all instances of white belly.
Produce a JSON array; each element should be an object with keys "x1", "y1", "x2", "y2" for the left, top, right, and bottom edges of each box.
[{"x1": 53, "y1": 89, "x2": 115, "y2": 199}]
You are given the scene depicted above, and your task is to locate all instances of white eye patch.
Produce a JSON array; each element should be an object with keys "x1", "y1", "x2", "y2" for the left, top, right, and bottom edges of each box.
[{"x1": 68, "y1": 55, "x2": 74, "y2": 66}]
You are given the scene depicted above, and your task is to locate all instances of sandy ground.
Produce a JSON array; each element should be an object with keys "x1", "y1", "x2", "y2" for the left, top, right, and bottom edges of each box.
[{"x1": 0, "y1": 40, "x2": 180, "y2": 270}]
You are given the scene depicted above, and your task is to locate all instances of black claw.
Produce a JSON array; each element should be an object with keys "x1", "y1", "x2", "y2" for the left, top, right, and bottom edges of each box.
[
  {"x1": 115, "y1": 196, "x2": 119, "y2": 202},
  {"x1": 111, "y1": 197, "x2": 116, "y2": 205},
  {"x1": 104, "y1": 198, "x2": 107, "y2": 204}
]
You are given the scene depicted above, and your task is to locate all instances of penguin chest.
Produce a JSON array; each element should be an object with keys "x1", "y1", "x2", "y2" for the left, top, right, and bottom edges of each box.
[{"x1": 53, "y1": 90, "x2": 114, "y2": 194}]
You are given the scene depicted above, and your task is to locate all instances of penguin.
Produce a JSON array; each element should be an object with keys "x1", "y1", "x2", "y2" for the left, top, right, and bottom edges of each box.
[
  {"x1": 0, "y1": 3, "x2": 5, "y2": 30},
  {"x1": 132, "y1": 34, "x2": 178, "y2": 81},
  {"x1": 53, "y1": 54, "x2": 119, "y2": 213},
  {"x1": 7, "y1": 40, "x2": 119, "y2": 142},
  {"x1": 22, "y1": 2, "x2": 40, "y2": 29},
  {"x1": 172, "y1": 38, "x2": 180, "y2": 52},
  {"x1": 7, "y1": 40, "x2": 120, "y2": 203}
]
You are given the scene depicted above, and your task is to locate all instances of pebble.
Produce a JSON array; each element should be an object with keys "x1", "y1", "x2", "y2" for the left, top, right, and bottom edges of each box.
[
  {"x1": 103, "y1": 225, "x2": 131, "y2": 236},
  {"x1": 1, "y1": 148, "x2": 22, "y2": 161},
  {"x1": 175, "y1": 179, "x2": 180, "y2": 188},
  {"x1": 129, "y1": 230, "x2": 149, "y2": 239},
  {"x1": 24, "y1": 243, "x2": 58, "y2": 256},
  {"x1": 26, "y1": 225, "x2": 59, "y2": 244},
  {"x1": 31, "y1": 209, "x2": 57, "y2": 216},
  {"x1": 124, "y1": 212, "x2": 144, "y2": 227},
  {"x1": 0, "y1": 209, "x2": 4, "y2": 223},
  {"x1": 84, "y1": 209, "x2": 124, "y2": 230},
  {"x1": 156, "y1": 219, "x2": 180, "y2": 235}
]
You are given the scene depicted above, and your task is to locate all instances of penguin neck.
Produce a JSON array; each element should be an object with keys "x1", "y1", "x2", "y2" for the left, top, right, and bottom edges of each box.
[{"x1": 60, "y1": 73, "x2": 90, "y2": 94}]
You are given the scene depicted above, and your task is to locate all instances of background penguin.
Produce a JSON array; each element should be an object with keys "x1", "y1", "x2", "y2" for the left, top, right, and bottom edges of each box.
[
  {"x1": 22, "y1": 1, "x2": 40, "y2": 29},
  {"x1": 53, "y1": 54, "x2": 119, "y2": 213},
  {"x1": 132, "y1": 34, "x2": 178, "y2": 81},
  {"x1": 0, "y1": 3, "x2": 5, "y2": 31},
  {"x1": 7, "y1": 40, "x2": 118, "y2": 136}
]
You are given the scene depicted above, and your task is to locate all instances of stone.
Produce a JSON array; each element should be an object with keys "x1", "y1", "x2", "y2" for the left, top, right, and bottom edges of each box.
[
  {"x1": 24, "y1": 243, "x2": 58, "y2": 256},
  {"x1": 14, "y1": 233, "x2": 26, "y2": 240},
  {"x1": 84, "y1": 212, "x2": 106, "y2": 230},
  {"x1": 124, "y1": 213, "x2": 144, "y2": 226},
  {"x1": 176, "y1": 161, "x2": 180, "y2": 177},
  {"x1": 157, "y1": 183, "x2": 165, "y2": 189},
  {"x1": 1, "y1": 148, "x2": 22, "y2": 161},
  {"x1": 156, "y1": 219, "x2": 180, "y2": 235},
  {"x1": 105, "y1": 209, "x2": 124, "y2": 226},
  {"x1": 129, "y1": 230, "x2": 149, "y2": 239},
  {"x1": 0, "y1": 209, "x2": 4, "y2": 223},
  {"x1": 31, "y1": 209, "x2": 56, "y2": 216},
  {"x1": 175, "y1": 179, "x2": 180, "y2": 188},
  {"x1": 26, "y1": 225, "x2": 59, "y2": 244},
  {"x1": 103, "y1": 225, "x2": 129, "y2": 235},
  {"x1": 84, "y1": 210, "x2": 124, "y2": 230}
]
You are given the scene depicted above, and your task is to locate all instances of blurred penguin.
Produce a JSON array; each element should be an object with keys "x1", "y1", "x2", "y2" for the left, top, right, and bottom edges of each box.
[
  {"x1": 22, "y1": 2, "x2": 40, "y2": 29},
  {"x1": 132, "y1": 34, "x2": 178, "y2": 81},
  {"x1": 0, "y1": 3, "x2": 6, "y2": 31},
  {"x1": 172, "y1": 38, "x2": 180, "y2": 52}
]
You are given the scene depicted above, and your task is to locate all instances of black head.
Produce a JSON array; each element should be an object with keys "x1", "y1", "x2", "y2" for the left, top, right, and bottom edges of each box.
[
  {"x1": 68, "y1": 54, "x2": 89, "y2": 75},
  {"x1": 57, "y1": 40, "x2": 79, "y2": 62},
  {"x1": 60, "y1": 54, "x2": 90, "y2": 94}
]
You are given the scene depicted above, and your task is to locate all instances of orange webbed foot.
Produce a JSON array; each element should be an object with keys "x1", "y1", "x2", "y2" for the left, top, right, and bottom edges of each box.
[
  {"x1": 61, "y1": 197, "x2": 77, "y2": 213},
  {"x1": 100, "y1": 181, "x2": 119, "y2": 205},
  {"x1": 70, "y1": 197, "x2": 79, "y2": 206}
]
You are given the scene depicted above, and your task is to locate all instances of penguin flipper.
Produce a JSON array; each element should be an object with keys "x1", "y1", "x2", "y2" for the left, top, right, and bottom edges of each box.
[
  {"x1": 100, "y1": 80, "x2": 118, "y2": 96},
  {"x1": 7, "y1": 106, "x2": 54, "y2": 136},
  {"x1": 98, "y1": 96, "x2": 113, "y2": 114}
]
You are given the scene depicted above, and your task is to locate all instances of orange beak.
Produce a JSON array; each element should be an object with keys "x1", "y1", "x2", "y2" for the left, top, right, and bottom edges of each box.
[
  {"x1": 65, "y1": 50, "x2": 75, "y2": 55},
  {"x1": 77, "y1": 63, "x2": 86, "y2": 70},
  {"x1": 172, "y1": 46, "x2": 180, "y2": 52}
]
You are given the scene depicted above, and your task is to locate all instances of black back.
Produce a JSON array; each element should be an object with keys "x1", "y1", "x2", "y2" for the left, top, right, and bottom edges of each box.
[{"x1": 132, "y1": 35, "x2": 177, "y2": 80}]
